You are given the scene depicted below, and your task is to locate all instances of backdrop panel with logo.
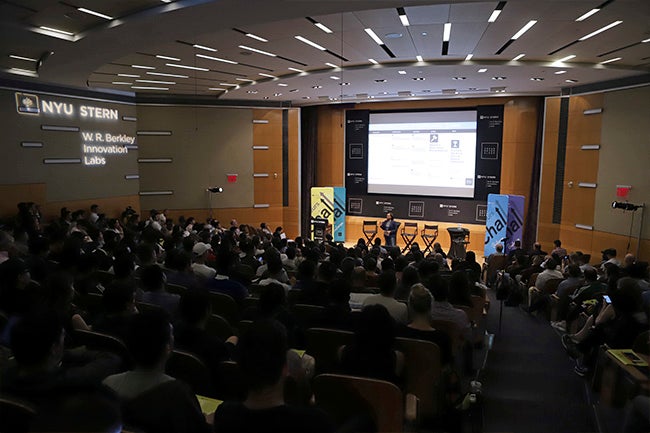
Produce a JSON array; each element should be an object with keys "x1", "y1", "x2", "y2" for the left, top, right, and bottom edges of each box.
[
  {"x1": 484, "y1": 193, "x2": 525, "y2": 257},
  {"x1": 344, "y1": 106, "x2": 503, "y2": 225}
]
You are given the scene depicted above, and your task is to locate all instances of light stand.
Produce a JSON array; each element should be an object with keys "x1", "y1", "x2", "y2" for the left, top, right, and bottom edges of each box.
[
  {"x1": 612, "y1": 201, "x2": 645, "y2": 257},
  {"x1": 206, "y1": 187, "x2": 223, "y2": 219}
]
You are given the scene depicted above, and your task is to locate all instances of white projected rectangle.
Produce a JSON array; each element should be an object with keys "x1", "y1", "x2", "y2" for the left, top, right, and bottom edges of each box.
[{"x1": 367, "y1": 111, "x2": 477, "y2": 198}]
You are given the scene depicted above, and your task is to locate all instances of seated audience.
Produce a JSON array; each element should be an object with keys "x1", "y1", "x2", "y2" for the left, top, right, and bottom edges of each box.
[
  {"x1": 362, "y1": 270, "x2": 408, "y2": 324},
  {"x1": 192, "y1": 242, "x2": 217, "y2": 279},
  {"x1": 139, "y1": 264, "x2": 180, "y2": 316},
  {"x1": 429, "y1": 275, "x2": 470, "y2": 337},
  {"x1": 213, "y1": 319, "x2": 334, "y2": 433},
  {"x1": 103, "y1": 310, "x2": 210, "y2": 433},
  {"x1": 448, "y1": 271, "x2": 473, "y2": 308}
]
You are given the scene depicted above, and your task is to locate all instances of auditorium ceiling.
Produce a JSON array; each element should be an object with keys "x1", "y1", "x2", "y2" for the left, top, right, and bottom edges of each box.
[{"x1": 1, "y1": 0, "x2": 649, "y2": 105}]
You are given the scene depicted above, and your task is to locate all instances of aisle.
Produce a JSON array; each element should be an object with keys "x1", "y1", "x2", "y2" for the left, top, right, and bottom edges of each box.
[{"x1": 479, "y1": 292, "x2": 595, "y2": 433}]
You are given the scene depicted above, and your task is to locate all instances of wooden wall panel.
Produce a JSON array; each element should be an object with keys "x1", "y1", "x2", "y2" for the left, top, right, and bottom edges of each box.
[
  {"x1": 538, "y1": 97, "x2": 561, "y2": 242},
  {"x1": 316, "y1": 106, "x2": 345, "y2": 187},
  {"x1": 283, "y1": 109, "x2": 300, "y2": 237}
]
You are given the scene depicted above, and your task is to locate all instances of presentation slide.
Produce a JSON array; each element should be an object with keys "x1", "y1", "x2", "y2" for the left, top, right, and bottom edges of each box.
[{"x1": 367, "y1": 111, "x2": 478, "y2": 198}]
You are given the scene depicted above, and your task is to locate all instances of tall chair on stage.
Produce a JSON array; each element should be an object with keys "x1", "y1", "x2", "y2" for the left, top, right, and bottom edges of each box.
[
  {"x1": 400, "y1": 222, "x2": 419, "y2": 253},
  {"x1": 362, "y1": 220, "x2": 378, "y2": 245},
  {"x1": 420, "y1": 225, "x2": 439, "y2": 255}
]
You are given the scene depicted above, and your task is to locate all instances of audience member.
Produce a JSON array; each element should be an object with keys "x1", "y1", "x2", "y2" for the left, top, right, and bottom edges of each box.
[{"x1": 362, "y1": 270, "x2": 408, "y2": 324}]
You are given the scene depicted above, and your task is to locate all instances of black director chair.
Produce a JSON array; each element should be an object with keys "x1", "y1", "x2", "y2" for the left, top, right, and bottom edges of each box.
[
  {"x1": 400, "y1": 222, "x2": 418, "y2": 254},
  {"x1": 362, "y1": 220, "x2": 378, "y2": 245},
  {"x1": 420, "y1": 224, "x2": 439, "y2": 255}
]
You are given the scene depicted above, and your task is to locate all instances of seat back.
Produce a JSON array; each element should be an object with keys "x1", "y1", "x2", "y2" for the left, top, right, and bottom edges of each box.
[
  {"x1": 208, "y1": 291, "x2": 239, "y2": 324},
  {"x1": 136, "y1": 301, "x2": 164, "y2": 314},
  {"x1": 313, "y1": 373, "x2": 404, "y2": 433},
  {"x1": 206, "y1": 314, "x2": 235, "y2": 341},
  {"x1": 633, "y1": 330, "x2": 650, "y2": 355},
  {"x1": 395, "y1": 338, "x2": 443, "y2": 419},
  {"x1": 305, "y1": 328, "x2": 354, "y2": 374},
  {"x1": 165, "y1": 283, "x2": 187, "y2": 296},
  {"x1": 485, "y1": 255, "x2": 508, "y2": 285},
  {"x1": 291, "y1": 304, "x2": 326, "y2": 330},
  {"x1": 165, "y1": 350, "x2": 215, "y2": 397},
  {"x1": 468, "y1": 295, "x2": 486, "y2": 325},
  {"x1": 362, "y1": 220, "x2": 378, "y2": 234},
  {"x1": 430, "y1": 319, "x2": 463, "y2": 349},
  {"x1": 216, "y1": 361, "x2": 247, "y2": 401},
  {"x1": 71, "y1": 329, "x2": 131, "y2": 368},
  {"x1": 0, "y1": 394, "x2": 36, "y2": 433},
  {"x1": 237, "y1": 320, "x2": 253, "y2": 336},
  {"x1": 543, "y1": 278, "x2": 564, "y2": 294}
]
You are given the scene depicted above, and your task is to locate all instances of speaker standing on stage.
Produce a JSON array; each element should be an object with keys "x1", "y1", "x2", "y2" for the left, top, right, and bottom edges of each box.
[{"x1": 381, "y1": 213, "x2": 398, "y2": 247}]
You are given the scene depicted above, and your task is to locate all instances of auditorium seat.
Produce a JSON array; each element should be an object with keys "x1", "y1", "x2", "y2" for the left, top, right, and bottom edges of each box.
[
  {"x1": 71, "y1": 329, "x2": 132, "y2": 369},
  {"x1": 0, "y1": 394, "x2": 36, "y2": 433},
  {"x1": 205, "y1": 314, "x2": 235, "y2": 341},
  {"x1": 166, "y1": 350, "x2": 215, "y2": 398},
  {"x1": 305, "y1": 328, "x2": 354, "y2": 375},
  {"x1": 208, "y1": 292, "x2": 239, "y2": 325}
]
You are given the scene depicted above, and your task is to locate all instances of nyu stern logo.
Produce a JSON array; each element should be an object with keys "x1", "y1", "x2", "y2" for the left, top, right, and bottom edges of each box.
[{"x1": 15, "y1": 92, "x2": 40, "y2": 115}]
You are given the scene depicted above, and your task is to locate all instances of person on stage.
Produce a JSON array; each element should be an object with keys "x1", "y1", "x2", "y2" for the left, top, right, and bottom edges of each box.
[{"x1": 380, "y1": 213, "x2": 398, "y2": 248}]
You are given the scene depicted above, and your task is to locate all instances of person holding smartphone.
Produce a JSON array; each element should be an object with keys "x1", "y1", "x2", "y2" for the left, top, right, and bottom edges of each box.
[{"x1": 562, "y1": 277, "x2": 648, "y2": 377}]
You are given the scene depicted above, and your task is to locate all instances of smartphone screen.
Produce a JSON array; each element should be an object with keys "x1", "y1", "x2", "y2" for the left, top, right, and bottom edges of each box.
[{"x1": 603, "y1": 295, "x2": 611, "y2": 304}]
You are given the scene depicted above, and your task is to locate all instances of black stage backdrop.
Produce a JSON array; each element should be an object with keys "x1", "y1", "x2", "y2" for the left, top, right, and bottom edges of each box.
[{"x1": 345, "y1": 106, "x2": 504, "y2": 224}]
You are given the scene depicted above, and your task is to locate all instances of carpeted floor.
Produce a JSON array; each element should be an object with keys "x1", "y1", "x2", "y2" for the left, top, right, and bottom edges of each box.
[{"x1": 478, "y1": 292, "x2": 596, "y2": 433}]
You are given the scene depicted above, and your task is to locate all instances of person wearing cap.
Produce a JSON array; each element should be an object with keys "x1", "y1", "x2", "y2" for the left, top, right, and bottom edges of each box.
[
  {"x1": 600, "y1": 248, "x2": 620, "y2": 270},
  {"x1": 191, "y1": 242, "x2": 216, "y2": 279}
]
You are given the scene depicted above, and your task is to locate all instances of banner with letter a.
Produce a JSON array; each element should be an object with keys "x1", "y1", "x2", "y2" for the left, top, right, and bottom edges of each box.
[
  {"x1": 310, "y1": 187, "x2": 346, "y2": 242},
  {"x1": 484, "y1": 194, "x2": 525, "y2": 257}
]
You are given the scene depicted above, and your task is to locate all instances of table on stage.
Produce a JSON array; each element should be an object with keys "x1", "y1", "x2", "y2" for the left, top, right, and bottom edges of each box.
[{"x1": 447, "y1": 227, "x2": 470, "y2": 260}]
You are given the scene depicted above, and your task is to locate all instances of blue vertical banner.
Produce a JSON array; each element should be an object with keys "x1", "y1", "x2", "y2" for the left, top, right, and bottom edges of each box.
[
  {"x1": 333, "y1": 187, "x2": 346, "y2": 242},
  {"x1": 505, "y1": 195, "x2": 525, "y2": 254},
  {"x1": 484, "y1": 194, "x2": 509, "y2": 257}
]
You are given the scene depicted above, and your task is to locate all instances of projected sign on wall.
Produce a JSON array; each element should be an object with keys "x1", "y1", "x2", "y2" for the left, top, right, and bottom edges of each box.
[
  {"x1": 345, "y1": 106, "x2": 504, "y2": 224},
  {"x1": 15, "y1": 92, "x2": 135, "y2": 166}
]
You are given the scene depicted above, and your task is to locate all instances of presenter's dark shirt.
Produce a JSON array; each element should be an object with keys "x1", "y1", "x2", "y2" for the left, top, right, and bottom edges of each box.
[{"x1": 213, "y1": 401, "x2": 334, "y2": 433}]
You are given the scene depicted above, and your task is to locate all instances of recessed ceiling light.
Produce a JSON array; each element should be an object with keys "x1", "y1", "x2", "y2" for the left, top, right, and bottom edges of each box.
[
  {"x1": 273, "y1": 93, "x2": 282, "y2": 96},
  {"x1": 465, "y1": 54, "x2": 473, "y2": 61},
  {"x1": 416, "y1": 55, "x2": 423, "y2": 62},
  {"x1": 554, "y1": 70, "x2": 567, "y2": 75},
  {"x1": 364, "y1": 28, "x2": 384, "y2": 45},
  {"x1": 245, "y1": 33, "x2": 268, "y2": 43},
  {"x1": 579, "y1": 21, "x2": 622, "y2": 41},
  {"x1": 375, "y1": 79, "x2": 387, "y2": 83},
  {"x1": 247, "y1": 90, "x2": 258, "y2": 94},
  {"x1": 156, "y1": 54, "x2": 180, "y2": 61},
  {"x1": 220, "y1": 83, "x2": 238, "y2": 87},
  {"x1": 192, "y1": 44, "x2": 217, "y2": 52},
  {"x1": 340, "y1": 82, "x2": 350, "y2": 86},
  {"x1": 530, "y1": 77, "x2": 544, "y2": 81},
  {"x1": 40, "y1": 26, "x2": 73, "y2": 36},
  {"x1": 397, "y1": 7, "x2": 410, "y2": 26},
  {"x1": 196, "y1": 54, "x2": 238, "y2": 64},
  {"x1": 381, "y1": 91, "x2": 389, "y2": 95},
  {"x1": 136, "y1": 79, "x2": 175, "y2": 84},
  {"x1": 599, "y1": 57, "x2": 621, "y2": 64},
  {"x1": 239, "y1": 45, "x2": 277, "y2": 57},
  {"x1": 576, "y1": 8, "x2": 600, "y2": 22},
  {"x1": 77, "y1": 7, "x2": 113, "y2": 20},
  {"x1": 488, "y1": 1, "x2": 506, "y2": 22},
  {"x1": 9, "y1": 54, "x2": 37, "y2": 62},
  {"x1": 290, "y1": 89, "x2": 299, "y2": 93},
  {"x1": 478, "y1": 68, "x2": 487, "y2": 73},
  {"x1": 112, "y1": 81, "x2": 131, "y2": 85},
  {"x1": 565, "y1": 79, "x2": 578, "y2": 83},
  {"x1": 511, "y1": 20, "x2": 537, "y2": 40},
  {"x1": 258, "y1": 73, "x2": 276, "y2": 78},
  {"x1": 368, "y1": 58, "x2": 378, "y2": 65},
  {"x1": 295, "y1": 35, "x2": 326, "y2": 51},
  {"x1": 556, "y1": 54, "x2": 576, "y2": 63},
  {"x1": 209, "y1": 88, "x2": 225, "y2": 91},
  {"x1": 166, "y1": 63, "x2": 208, "y2": 71},
  {"x1": 312, "y1": 85, "x2": 322, "y2": 89},
  {"x1": 443, "y1": 23, "x2": 452, "y2": 42},
  {"x1": 330, "y1": 76, "x2": 340, "y2": 80},
  {"x1": 306, "y1": 17, "x2": 333, "y2": 34},
  {"x1": 422, "y1": 90, "x2": 432, "y2": 93},
  {"x1": 325, "y1": 62, "x2": 338, "y2": 68},
  {"x1": 131, "y1": 86, "x2": 169, "y2": 91},
  {"x1": 512, "y1": 53, "x2": 525, "y2": 61},
  {"x1": 132, "y1": 64, "x2": 155, "y2": 70},
  {"x1": 398, "y1": 70, "x2": 407, "y2": 75},
  {"x1": 412, "y1": 77, "x2": 425, "y2": 81},
  {"x1": 288, "y1": 67, "x2": 305, "y2": 73},
  {"x1": 118, "y1": 73, "x2": 140, "y2": 78},
  {"x1": 235, "y1": 78, "x2": 255, "y2": 82},
  {"x1": 452, "y1": 77, "x2": 466, "y2": 80},
  {"x1": 492, "y1": 76, "x2": 507, "y2": 80},
  {"x1": 302, "y1": 96, "x2": 311, "y2": 99},
  {"x1": 264, "y1": 96, "x2": 269, "y2": 99},
  {"x1": 278, "y1": 83, "x2": 288, "y2": 86},
  {"x1": 147, "y1": 72, "x2": 188, "y2": 78},
  {"x1": 643, "y1": 38, "x2": 650, "y2": 43},
  {"x1": 421, "y1": 32, "x2": 428, "y2": 36},
  {"x1": 9, "y1": 68, "x2": 37, "y2": 76}
]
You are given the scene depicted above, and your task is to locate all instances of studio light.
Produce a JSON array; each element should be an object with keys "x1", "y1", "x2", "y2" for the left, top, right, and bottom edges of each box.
[
  {"x1": 612, "y1": 201, "x2": 643, "y2": 211},
  {"x1": 207, "y1": 187, "x2": 224, "y2": 193}
]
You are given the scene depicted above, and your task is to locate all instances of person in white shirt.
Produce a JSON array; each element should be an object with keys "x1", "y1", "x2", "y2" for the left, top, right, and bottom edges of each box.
[
  {"x1": 362, "y1": 270, "x2": 408, "y2": 324},
  {"x1": 191, "y1": 242, "x2": 216, "y2": 279},
  {"x1": 89, "y1": 204, "x2": 100, "y2": 224}
]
